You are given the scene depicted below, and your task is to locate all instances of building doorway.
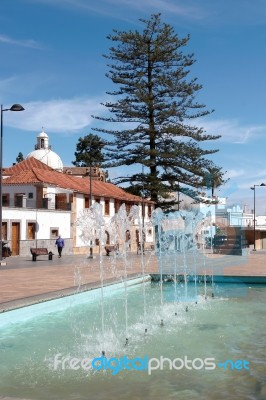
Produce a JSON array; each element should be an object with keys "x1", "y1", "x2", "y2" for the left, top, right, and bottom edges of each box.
[{"x1": 12, "y1": 222, "x2": 20, "y2": 255}]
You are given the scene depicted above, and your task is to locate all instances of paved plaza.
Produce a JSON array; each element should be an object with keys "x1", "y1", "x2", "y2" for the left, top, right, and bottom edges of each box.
[{"x1": 0, "y1": 249, "x2": 266, "y2": 312}]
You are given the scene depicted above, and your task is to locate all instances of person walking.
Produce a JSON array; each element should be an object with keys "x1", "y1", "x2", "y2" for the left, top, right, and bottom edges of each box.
[{"x1": 55, "y1": 235, "x2": 64, "y2": 258}]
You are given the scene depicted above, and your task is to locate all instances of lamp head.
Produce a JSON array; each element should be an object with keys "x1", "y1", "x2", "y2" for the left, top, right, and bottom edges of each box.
[
  {"x1": 10, "y1": 104, "x2": 24, "y2": 112},
  {"x1": 260, "y1": 183, "x2": 266, "y2": 186}
]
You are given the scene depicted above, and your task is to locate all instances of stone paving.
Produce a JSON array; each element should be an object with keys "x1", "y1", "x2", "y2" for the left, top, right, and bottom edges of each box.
[{"x1": 0, "y1": 249, "x2": 265, "y2": 311}]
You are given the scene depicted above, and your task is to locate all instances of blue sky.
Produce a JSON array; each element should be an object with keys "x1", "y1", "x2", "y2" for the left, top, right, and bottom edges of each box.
[{"x1": 1, "y1": 0, "x2": 266, "y2": 212}]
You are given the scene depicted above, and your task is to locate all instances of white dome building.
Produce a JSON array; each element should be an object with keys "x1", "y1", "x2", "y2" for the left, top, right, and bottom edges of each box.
[{"x1": 26, "y1": 129, "x2": 63, "y2": 172}]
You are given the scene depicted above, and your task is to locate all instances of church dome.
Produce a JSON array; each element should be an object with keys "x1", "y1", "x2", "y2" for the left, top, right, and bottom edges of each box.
[
  {"x1": 27, "y1": 149, "x2": 63, "y2": 171},
  {"x1": 37, "y1": 131, "x2": 48, "y2": 139},
  {"x1": 26, "y1": 128, "x2": 63, "y2": 172}
]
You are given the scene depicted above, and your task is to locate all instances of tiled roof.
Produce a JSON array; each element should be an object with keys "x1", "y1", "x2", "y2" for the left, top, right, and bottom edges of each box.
[
  {"x1": 2, "y1": 162, "x2": 152, "y2": 203},
  {"x1": 3, "y1": 158, "x2": 53, "y2": 176},
  {"x1": 90, "y1": 180, "x2": 147, "y2": 202}
]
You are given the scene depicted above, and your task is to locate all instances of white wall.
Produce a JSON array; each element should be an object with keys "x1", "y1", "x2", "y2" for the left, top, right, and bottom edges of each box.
[
  {"x1": 256, "y1": 215, "x2": 266, "y2": 226},
  {"x1": 2, "y1": 183, "x2": 155, "y2": 252},
  {"x1": 35, "y1": 210, "x2": 71, "y2": 239},
  {"x1": 3, "y1": 208, "x2": 71, "y2": 241}
]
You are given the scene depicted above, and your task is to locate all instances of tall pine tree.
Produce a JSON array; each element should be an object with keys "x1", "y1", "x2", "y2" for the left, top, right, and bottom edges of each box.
[
  {"x1": 72, "y1": 134, "x2": 105, "y2": 167},
  {"x1": 93, "y1": 14, "x2": 225, "y2": 207}
]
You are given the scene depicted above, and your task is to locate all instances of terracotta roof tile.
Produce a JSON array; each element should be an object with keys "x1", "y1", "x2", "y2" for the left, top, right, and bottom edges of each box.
[
  {"x1": 3, "y1": 158, "x2": 53, "y2": 176},
  {"x1": 3, "y1": 169, "x2": 41, "y2": 184},
  {"x1": 2, "y1": 162, "x2": 153, "y2": 203}
]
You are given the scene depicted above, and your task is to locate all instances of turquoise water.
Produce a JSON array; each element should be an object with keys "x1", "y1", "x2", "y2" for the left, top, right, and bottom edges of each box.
[{"x1": 0, "y1": 281, "x2": 265, "y2": 400}]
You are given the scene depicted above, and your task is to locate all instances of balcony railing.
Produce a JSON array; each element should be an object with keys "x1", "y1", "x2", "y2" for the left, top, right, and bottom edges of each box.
[{"x1": 3, "y1": 198, "x2": 72, "y2": 211}]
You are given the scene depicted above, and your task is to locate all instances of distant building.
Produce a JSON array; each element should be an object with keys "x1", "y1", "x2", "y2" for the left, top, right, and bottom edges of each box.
[
  {"x1": 213, "y1": 202, "x2": 266, "y2": 250},
  {"x1": 63, "y1": 166, "x2": 107, "y2": 182},
  {"x1": 246, "y1": 213, "x2": 266, "y2": 250},
  {"x1": 216, "y1": 204, "x2": 253, "y2": 230}
]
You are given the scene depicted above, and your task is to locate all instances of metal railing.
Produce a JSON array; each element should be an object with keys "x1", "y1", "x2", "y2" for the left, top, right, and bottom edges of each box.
[{"x1": 2, "y1": 198, "x2": 72, "y2": 211}]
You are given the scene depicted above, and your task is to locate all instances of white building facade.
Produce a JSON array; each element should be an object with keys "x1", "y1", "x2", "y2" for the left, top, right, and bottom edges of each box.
[{"x1": 2, "y1": 131, "x2": 154, "y2": 256}]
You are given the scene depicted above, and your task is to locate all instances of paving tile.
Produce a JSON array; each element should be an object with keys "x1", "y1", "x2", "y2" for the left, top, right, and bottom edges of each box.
[{"x1": 0, "y1": 250, "x2": 265, "y2": 310}]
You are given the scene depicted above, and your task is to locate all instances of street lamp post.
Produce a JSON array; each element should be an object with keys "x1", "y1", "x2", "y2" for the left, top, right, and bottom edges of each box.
[
  {"x1": 86, "y1": 137, "x2": 105, "y2": 259},
  {"x1": 0, "y1": 104, "x2": 24, "y2": 263},
  {"x1": 141, "y1": 164, "x2": 145, "y2": 255},
  {"x1": 88, "y1": 143, "x2": 94, "y2": 259},
  {"x1": 177, "y1": 181, "x2": 180, "y2": 211},
  {"x1": 250, "y1": 183, "x2": 266, "y2": 251}
]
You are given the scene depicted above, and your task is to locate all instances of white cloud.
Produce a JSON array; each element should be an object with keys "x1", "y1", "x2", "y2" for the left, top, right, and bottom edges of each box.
[
  {"x1": 30, "y1": 0, "x2": 205, "y2": 20},
  {"x1": 3, "y1": 98, "x2": 106, "y2": 133},
  {"x1": 225, "y1": 169, "x2": 245, "y2": 179},
  {"x1": 25, "y1": 0, "x2": 266, "y2": 26},
  {"x1": 201, "y1": 118, "x2": 266, "y2": 144},
  {"x1": 0, "y1": 34, "x2": 42, "y2": 49},
  {"x1": 226, "y1": 171, "x2": 266, "y2": 190},
  {"x1": 105, "y1": 0, "x2": 203, "y2": 19}
]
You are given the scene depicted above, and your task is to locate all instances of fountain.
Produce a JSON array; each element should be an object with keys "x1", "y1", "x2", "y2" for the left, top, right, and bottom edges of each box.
[{"x1": 0, "y1": 204, "x2": 265, "y2": 400}]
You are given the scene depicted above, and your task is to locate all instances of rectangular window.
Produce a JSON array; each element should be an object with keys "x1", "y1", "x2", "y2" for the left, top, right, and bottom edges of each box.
[
  {"x1": 67, "y1": 193, "x2": 74, "y2": 211},
  {"x1": 50, "y1": 228, "x2": 59, "y2": 239},
  {"x1": 27, "y1": 222, "x2": 36, "y2": 240},
  {"x1": 84, "y1": 195, "x2": 89, "y2": 208},
  {"x1": 15, "y1": 193, "x2": 25, "y2": 207},
  {"x1": 115, "y1": 200, "x2": 121, "y2": 213},
  {"x1": 148, "y1": 205, "x2": 152, "y2": 217},
  {"x1": 105, "y1": 199, "x2": 110, "y2": 215},
  {"x1": 2, "y1": 194, "x2": 10, "y2": 207},
  {"x1": 55, "y1": 194, "x2": 67, "y2": 210}
]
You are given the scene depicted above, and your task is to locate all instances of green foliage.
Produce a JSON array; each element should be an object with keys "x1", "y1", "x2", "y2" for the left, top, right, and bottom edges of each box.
[
  {"x1": 203, "y1": 166, "x2": 228, "y2": 197},
  {"x1": 16, "y1": 152, "x2": 24, "y2": 163},
  {"x1": 123, "y1": 184, "x2": 143, "y2": 197},
  {"x1": 93, "y1": 13, "x2": 226, "y2": 208},
  {"x1": 123, "y1": 183, "x2": 148, "y2": 198},
  {"x1": 72, "y1": 134, "x2": 105, "y2": 167}
]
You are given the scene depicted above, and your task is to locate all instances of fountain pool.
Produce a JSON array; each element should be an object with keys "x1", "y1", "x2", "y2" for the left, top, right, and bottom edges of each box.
[
  {"x1": 0, "y1": 279, "x2": 265, "y2": 400},
  {"x1": 0, "y1": 205, "x2": 265, "y2": 399}
]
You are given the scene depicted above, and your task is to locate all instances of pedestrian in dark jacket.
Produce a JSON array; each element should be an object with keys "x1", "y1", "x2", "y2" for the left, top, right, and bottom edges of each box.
[{"x1": 55, "y1": 235, "x2": 64, "y2": 258}]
